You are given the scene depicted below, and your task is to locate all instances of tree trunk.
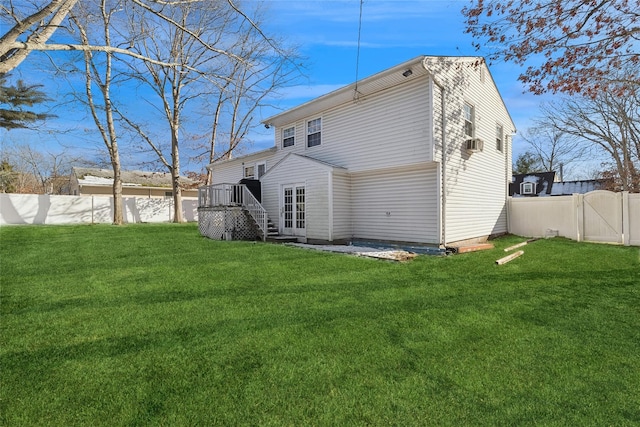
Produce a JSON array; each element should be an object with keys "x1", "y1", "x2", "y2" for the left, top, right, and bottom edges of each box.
[
  {"x1": 170, "y1": 123, "x2": 183, "y2": 223},
  {"x1": 112, "y1": 158, "x2": 124, "y2": 225}
]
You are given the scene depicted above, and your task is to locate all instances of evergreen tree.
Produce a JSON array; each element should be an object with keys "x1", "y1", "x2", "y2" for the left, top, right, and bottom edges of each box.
[
  {"x1": 0, "y1": 159, "x2": 17, "y2": 193},
  {"x1": 0, "y1": 75, "x2": 53, "y2": 129},
  {"x1": 513, "y1": 151, "x2": 544, "y2": 175}
]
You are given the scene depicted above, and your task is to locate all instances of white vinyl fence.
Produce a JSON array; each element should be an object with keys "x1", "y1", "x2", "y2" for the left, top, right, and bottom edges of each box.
[
  {"x1": 508, "y1": 190, "x2": 640, "y2": 246},
  {"x1": 0, "y1": 193, "x2": 198, "y2": 225}
]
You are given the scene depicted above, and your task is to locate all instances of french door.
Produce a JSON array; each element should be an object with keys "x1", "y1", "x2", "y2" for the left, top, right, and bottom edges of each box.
[{"x1": 281, "y1": 184, "x2": 306, "y2": 236}]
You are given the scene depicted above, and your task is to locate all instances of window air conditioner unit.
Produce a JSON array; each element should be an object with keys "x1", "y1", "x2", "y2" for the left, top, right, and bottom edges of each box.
[{"x1": 465, "y1": 138, "x2": 483, "y2": 152}]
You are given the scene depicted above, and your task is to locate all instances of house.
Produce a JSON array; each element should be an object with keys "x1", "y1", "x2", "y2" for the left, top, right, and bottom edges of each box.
[
  {"x1": 69, "y1": 167, "x2": 199, "y2": 198},
  {"x1": 509, "y1": 172, "x2": 556, "y2": 197},
  {"x1": 509, "y1": 172, "x2": 603, "y2": 197},
  {"x1": 199, "y1": 56, "x2": 516, "y2": 247}
]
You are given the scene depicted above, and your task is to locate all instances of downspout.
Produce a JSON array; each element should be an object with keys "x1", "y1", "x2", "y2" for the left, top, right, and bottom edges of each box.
[
  {"x1": 506, "y1": 132, "x2": 516, "y2": 234},
  {"x1": 424, "y1": 60, "x2": 447, "y2": 248}
]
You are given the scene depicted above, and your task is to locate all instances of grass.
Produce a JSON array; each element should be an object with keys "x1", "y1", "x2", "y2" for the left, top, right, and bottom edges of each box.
[{"x1": 1, "y1": 224, "x2": 639, "y2": 426}]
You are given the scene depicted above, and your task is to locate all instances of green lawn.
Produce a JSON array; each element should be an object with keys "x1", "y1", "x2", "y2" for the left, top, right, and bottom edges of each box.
[{"x1": 1, "y1": 224, "x2": 639, "y2": 426}]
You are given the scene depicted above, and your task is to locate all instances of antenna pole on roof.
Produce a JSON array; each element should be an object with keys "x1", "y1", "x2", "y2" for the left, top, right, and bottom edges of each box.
[{"x1": 354, "y1": 0, "x2": 364, "y2": 103}]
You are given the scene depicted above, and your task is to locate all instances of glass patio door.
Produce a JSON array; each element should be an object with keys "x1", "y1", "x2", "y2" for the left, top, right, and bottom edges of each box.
[{"x1": 282, "y1": 184, "x2": 305, "y2": 236}]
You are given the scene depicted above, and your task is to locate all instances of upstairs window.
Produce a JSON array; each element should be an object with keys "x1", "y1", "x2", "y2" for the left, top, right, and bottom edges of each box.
[
  {"x1": 464, "y1": 103, "x2": 475, "y2": 138},
  {"x1": 244, "y1": 165, "x2": 255, "y2": 179},
  {"x1": 283, "y1": 126, "x2": 295, "y2": 148},
  {"x1": 496, "y1": 124, "x2": 503, "y2": 152},
  {"x1": 307, "y1": 118, "x2": 321, "y2": 147}
]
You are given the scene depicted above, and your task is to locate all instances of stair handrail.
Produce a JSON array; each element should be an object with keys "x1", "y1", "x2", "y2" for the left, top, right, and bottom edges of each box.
[
  {"x1": 198, "y1": 183, "x2": 242, "y2": 207},
  {"x1": 198, "y1": 183, "x2": 268, "y2": 241},
  {"x1": 241, "y1": 185, "x2": 268, "y2": 241}
]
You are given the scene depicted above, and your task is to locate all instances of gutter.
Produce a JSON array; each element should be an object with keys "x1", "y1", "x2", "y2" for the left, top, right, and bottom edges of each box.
[{"x1": 422, "y1": 58, "x2": 448, "y2": 248}]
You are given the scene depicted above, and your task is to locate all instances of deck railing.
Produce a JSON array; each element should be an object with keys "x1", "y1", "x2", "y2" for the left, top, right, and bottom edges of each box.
[{"x1": 198, "y1": 183, "x2": 268, "y2": 241}]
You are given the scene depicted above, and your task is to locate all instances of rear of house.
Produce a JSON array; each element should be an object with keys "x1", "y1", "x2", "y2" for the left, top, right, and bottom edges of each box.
[{"x1": 201, "y1": 55, "x2": 515, "y2": 247}]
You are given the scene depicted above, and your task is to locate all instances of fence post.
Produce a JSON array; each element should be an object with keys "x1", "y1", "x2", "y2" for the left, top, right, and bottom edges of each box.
[
  {"x1": 574, "y1": 193, "x2": 583, "y2": 242},
  {"x1": 622, "y1": 191, "x2": 630, "y2": 246}
]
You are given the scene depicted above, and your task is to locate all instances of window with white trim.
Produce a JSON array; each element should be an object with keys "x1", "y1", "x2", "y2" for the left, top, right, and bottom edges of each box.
[
  {"x1": 256, "y1": 161, "x2": 266, "y2": 179},
  {"x1": 496, "y1": 124, "x2": 503, "y2": 152},
  {"x1": 521, "y1": 182, "x2": 536, "y2": 195},
  {"x1": 464, "y1": 103, "x2": 474, "y2": 138},
  {"x1": 307, "y1": 118, "x2": 321, "y2": 147},
  {"x1": 283, "y1": 126, "x2": 295, "y2": 148},
  {"x1": 244, "y1": 165, "x2": 255, "y2": 179}
]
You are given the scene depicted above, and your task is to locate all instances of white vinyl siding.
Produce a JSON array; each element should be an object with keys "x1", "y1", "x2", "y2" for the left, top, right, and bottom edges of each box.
[
  {"x1": 270, "y1": 77, "x2": 432, "y2": 172},
  {"x1": 261, "y1": 155, "x2": 334, "y2": 241},
  {"x1": 351, "y1": 162, "x2": 439, "y2": 244},
  {"x1": 210, "y1": 150, "x2": 275, "y2": 185},
  {"x1": 331, "y1": 170, "x2": 351, "y2": 240},
  {"x1": 425, "y1": 57, "x2": 513, "y2": 244},
  {"x1": 211, "y1": 57, "x2": 515, "y2": 245}
]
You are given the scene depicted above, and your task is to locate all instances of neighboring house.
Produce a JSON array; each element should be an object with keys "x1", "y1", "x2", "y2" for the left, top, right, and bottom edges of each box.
[
  {"x1": 509, "y1": 172, "x2": 603, "y2": 197},
  {"x1": 201, "y1": 56, "x2": 516, "y2": 247},
  {"x1": 509, "y1": 172, "x2": 556, "y2": 197},
  {"x1": 69, "y1": 167, "x2": 199, "y2": 198}
]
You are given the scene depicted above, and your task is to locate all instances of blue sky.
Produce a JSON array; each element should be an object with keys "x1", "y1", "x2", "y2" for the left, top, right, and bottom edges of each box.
[
  {"x1": 2, "y1": 0, "x2": 558, "y2": 173},
  {"x1": 255, "y1": 0, "x2": 557, "y2": 162}
]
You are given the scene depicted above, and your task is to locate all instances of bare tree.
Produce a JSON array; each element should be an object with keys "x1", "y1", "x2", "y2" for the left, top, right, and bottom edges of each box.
[
  {"x1": 68, "y1": 0, "x2": 128, "y2": 223},
  {"x1": 2, "y1": 142, "x2": 82, "y2": 194},
  {"x1": 123, "y1": 0, "x2": 300, "y2": 217},
  {"x1": 198, "y1": 7, "x2": 301, "y2": 184},
  {"x1": 0, "y1": 0, "x2": 241, "y2": 74},
  {"x1": 540, "y1": 88, "x2": 640, "y2": 192},
  {"x1": 119, "y1": 1, "x2": 238, "y2": 222},
  {"x1": 0, "y1": 0, "x2": 80, "y2": 73},
  {"x1": 519, "y1": 121, "x2": 589, "y2": 179}
]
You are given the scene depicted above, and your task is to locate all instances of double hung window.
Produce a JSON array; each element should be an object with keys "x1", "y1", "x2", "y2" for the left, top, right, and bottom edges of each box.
[
  {"x1": 464, "y1": 103, "x2": 475, "y2": 138},
  {"x1": 307, "y1": 118, "x2": 321, "y2": 147},
  {"x1": 283, "y1": 126, "x2": 295, "y2": 148}
]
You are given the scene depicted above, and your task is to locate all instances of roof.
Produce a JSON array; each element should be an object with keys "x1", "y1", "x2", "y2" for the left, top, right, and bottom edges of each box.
[
  {"x1": 509, "y1": 172, "x2": 556, "y2": 197},
  {"x1": 206, "y1": 147, "x2": 277, "y2": 169},
  {"x1": 510, "y1": 173, "x2": 604, "y2": 197},
  {"x1": 263, "y1": 56, "x2": 438, "y2": 127},
  {"x1": 550, "y1": 180, "x2": 603, "y2": 196},
  {"x1": 263, "y1": 55, "x2": 515, "y2": 133},
  {"x1": 261, "y1": 153, "x2": 346, "y2": 180},
  {"x1": 72, "y1": 167, "x2": 199, "y2": 189}
]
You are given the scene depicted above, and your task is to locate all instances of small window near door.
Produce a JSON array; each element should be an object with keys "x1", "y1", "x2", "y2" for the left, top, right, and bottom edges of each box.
[
  {"x1": 164, "y1": 191, "x2": 173, "y2": 199},
  {"x1": 307, "y1": 118, "x2": 321, "y2": 147},
  {"x1": 283, "y1": 126, "x2": 295, "y2": 148},
  {"x1": 256, "y1": 162, "x2": 266, "y2": 179},
  {"x1": 244, "y1": 165, "x2": 255, "y2": 179}
]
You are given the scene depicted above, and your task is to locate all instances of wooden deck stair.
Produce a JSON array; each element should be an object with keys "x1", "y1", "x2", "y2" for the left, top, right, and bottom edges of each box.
[{"x1": 245, "y1": 212, "x2": 298, "y2": 243}]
